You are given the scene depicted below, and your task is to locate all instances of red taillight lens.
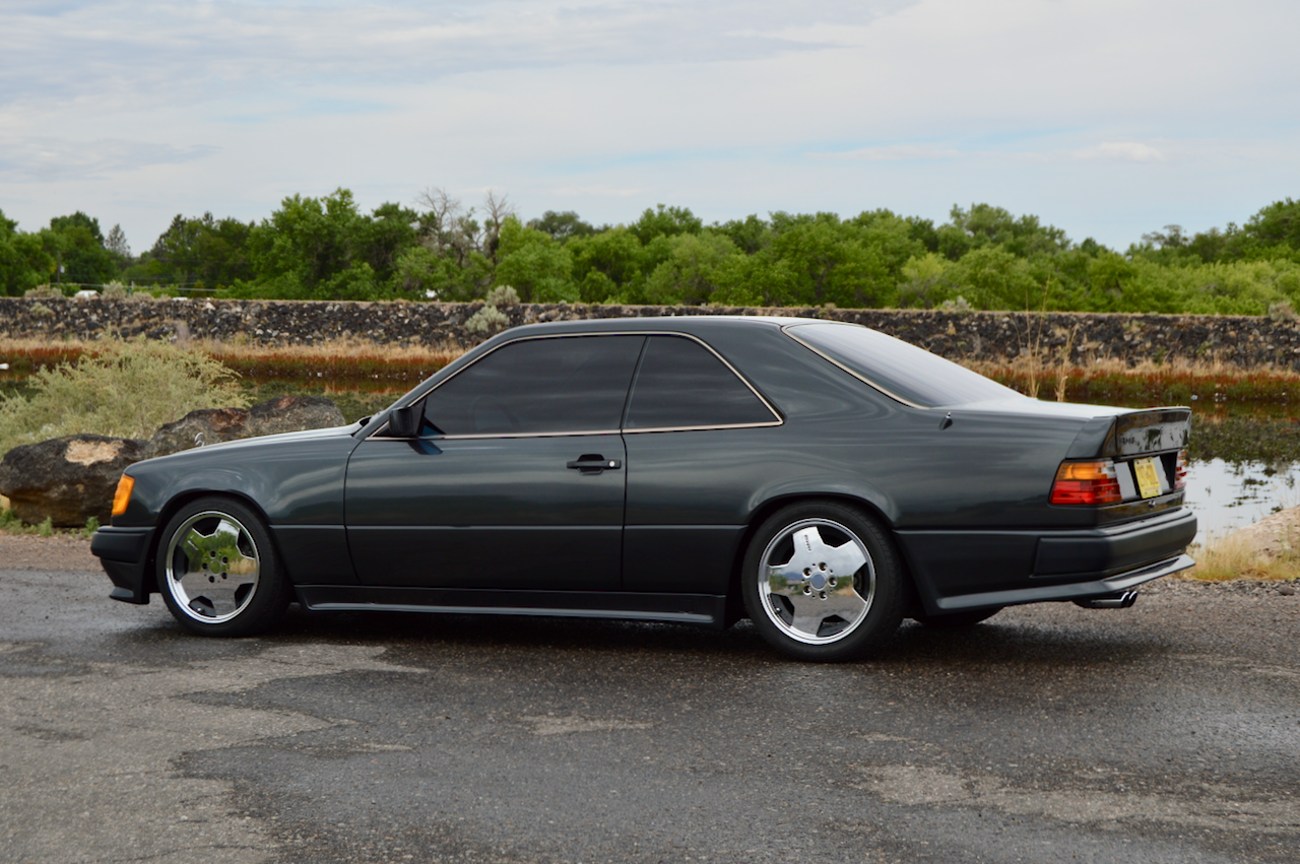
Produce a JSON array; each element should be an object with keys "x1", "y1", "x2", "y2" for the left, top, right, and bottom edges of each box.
[
  {"x1": 1050, "y1": 459, "x2": 1122, "y2": 505},
  {"x1": 1174, "y1": 449, "x2": 1188, "y2": 491}
]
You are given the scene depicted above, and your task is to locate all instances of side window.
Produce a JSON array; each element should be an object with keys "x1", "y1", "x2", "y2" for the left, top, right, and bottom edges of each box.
[
  {"x1": 423, "y1": 335, "x2": 643, "y2": 435},
  {"x1": 625, "y1": 336, "x2": 777, "y2": 430}
]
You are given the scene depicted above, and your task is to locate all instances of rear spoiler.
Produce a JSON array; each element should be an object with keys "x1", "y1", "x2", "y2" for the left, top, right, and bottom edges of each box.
[
  {"x1": 1104, "y1": 408, "x2": 1191, "y2": 457},
  {"x1": 1065, "y1": 407, "x2": 1191, "y2": 460}
]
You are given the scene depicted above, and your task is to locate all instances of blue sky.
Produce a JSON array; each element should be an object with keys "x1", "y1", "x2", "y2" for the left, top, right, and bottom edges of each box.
[{"x1": 2, "y1": 0, "x2": 1298, "y2": 252}]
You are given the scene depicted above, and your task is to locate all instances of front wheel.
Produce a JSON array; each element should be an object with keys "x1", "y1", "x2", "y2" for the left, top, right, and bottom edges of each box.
[
  {"x1": 155, "y1": 497, "x2": 290, "y2": 637},
  {"x1": 741, "y1": 501, "x2": 905, "y2": 661}
]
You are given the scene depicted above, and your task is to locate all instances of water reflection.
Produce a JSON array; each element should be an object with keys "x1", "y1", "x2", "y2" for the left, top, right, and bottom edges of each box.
[{"x1": 1185, "y1": 458, "x2": 1299, "y2": 541}]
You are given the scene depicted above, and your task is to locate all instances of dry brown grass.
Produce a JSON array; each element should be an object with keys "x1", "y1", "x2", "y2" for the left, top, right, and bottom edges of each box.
[
  {"x1": 1182, "y1": 536, "x2": 1300, "y2": 582},
  {"x1": 1, "y1": 337, "x2": 466, "y2": 384}
]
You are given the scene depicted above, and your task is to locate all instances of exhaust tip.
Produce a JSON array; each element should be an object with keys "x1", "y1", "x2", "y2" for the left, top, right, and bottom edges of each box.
[{"x1": 1073, "y1": 590, "x2": 1138, "y2": 610}]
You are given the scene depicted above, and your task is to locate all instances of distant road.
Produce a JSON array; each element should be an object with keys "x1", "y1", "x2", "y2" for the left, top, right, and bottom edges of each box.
[{"x1": 2, "y1": 565, "x2": 1296, "y2": 864}]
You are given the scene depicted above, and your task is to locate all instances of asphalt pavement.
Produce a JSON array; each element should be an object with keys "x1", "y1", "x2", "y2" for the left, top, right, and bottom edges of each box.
[{"x1": 1, "y1": 566, "x2": 1296, "y2": 864}]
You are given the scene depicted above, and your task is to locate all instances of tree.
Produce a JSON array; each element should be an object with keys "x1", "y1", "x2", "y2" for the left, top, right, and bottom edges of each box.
[
  {"x1": 0, "y1": 209, "x2": 54, "y2": 296},
  {"x1": 105, "y1": 224, "x2": 131, "y2": 261},
  {"x1": 568, "y1": 227, "x2": 646, "y2": 300},
  {"x1": 41, "y1": 211, "x2": 117, "y2": 287},
  {"x1": 1243, "y1": 199, "x2": 1300, "y2": 256},
  {"x1": 643, "y1": 232, "x2": 741, "y2": 305},
  {"x1": 493, "y1": 217, "x2": 575, "y2": 302},
  {"x1": 528, "y1": 210, "x2": 596, "y2": 241},
  {"x1": 248, "y1": 189, "x2": 371, "y2": 298},
  {"x1": 631, "y1": 204, "x2": 702, "y2": 245}
]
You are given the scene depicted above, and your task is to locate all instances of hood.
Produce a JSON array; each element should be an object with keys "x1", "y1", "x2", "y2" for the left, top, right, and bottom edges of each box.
[{"x1": 139, "y1": 422, "x2": 361, "y2": 466}]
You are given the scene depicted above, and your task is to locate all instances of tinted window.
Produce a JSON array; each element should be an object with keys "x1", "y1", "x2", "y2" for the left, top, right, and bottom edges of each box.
[
  {"x1": 786, "y1": 322, "x2": 1022, "y2": 408},
  {"x1": 424, "y1": 335, "x2": 643, "y2": 435},
  {"x1": 625, "y1": 336, "x2": 776, "y2": 430}
]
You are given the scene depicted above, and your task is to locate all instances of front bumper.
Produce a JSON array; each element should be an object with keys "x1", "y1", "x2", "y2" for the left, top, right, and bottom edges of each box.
[
  {"x1": 898, "y1": 508, "x2": 1198, "y2": 614},
  {"x1": 90, "y1": 526, "x2": 155, "y2": 604}
]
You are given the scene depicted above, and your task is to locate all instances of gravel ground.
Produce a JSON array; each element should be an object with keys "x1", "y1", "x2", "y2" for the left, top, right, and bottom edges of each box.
[{"x1": 0, "y1": 533, "x2": 99, "y2": 571}]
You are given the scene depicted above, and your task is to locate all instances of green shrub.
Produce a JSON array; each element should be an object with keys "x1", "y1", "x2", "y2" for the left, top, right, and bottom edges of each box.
[
  {"x1": 485, "y1": 284, "x2": 520, "y2": 307},
  {"x1": 0, "y1": 339, "x2": 248, "y2": 458},
  {"x1": 464, "y1": 304, "x2": 509, "y2": 336},
  {"x1": 23, "y1": 284, "x2": 63, "y2": 299}
]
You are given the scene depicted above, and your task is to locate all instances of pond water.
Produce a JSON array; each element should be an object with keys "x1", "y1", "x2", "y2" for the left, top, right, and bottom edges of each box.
[{"x1": 1184, "y1": 458, "x2": 1300, "y2": 541}]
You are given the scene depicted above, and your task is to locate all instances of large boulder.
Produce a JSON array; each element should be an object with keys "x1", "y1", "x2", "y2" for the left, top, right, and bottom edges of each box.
[
  {"x1": 0, "y1": 435, "x2": 147, "y2": 527},
  {"x1": 144, "y1": 395, "x2": 345, "y2": 458},
  {"x1": 0, "y1": 396, "x2": 347, "y2": 527}
]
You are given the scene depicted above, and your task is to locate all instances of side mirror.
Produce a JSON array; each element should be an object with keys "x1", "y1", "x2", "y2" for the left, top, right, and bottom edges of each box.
[{"x1": 385, "y1": 402, "x2": 424, "y2": 438}]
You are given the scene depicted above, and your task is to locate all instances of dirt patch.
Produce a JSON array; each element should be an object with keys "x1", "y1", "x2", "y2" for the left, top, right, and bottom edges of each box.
[
  {"x1": 1220, "y1": 506, "x2": 1300, "y2": 559},
  {"x1": 0, "y1": 534, "x2": 97, "y2": 571}
]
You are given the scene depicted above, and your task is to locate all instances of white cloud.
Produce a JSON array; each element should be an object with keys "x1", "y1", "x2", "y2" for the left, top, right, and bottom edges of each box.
[
  {"x1": 1, "y1": 0, "x2": 1298, "y2": 248},
  {"x1": 1077, "y1": 142, "x2": 1167, "y2": 163}
]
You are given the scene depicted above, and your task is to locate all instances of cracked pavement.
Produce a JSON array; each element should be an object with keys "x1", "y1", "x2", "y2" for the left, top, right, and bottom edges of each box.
[{"x1": 0, "y1": 562, "x2": 1296, "y2": 863}]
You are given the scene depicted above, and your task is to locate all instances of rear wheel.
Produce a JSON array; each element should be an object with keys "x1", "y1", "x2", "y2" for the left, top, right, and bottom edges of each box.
[
  {"x1": 741, "y1": 501, "x2": 905, "y2": 661},
  {"x1": 914, "y1": 607, "x2": 1002, "y2": 628},
  {"x1": 155, "y1": 497, "x2": 289, "y2": 637}
]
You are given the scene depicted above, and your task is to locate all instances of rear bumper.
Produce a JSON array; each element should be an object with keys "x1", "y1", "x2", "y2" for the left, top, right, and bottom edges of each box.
[
  {"x1": 90, "y1": 526, "x2": 155, "y2": 604},
  {"x1": 898, "y1": 508, "x2": 1197, "y2": 614}
]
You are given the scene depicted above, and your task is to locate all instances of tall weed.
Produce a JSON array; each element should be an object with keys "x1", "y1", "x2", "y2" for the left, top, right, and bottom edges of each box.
[{"x1": 0, "y1": 339, "x2": 247, "y2": 458}]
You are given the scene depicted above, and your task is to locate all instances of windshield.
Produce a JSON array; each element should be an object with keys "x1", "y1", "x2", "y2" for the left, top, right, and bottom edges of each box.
[{"x1": 785, "y1": 321, "x2": 1024, "y2": 408}]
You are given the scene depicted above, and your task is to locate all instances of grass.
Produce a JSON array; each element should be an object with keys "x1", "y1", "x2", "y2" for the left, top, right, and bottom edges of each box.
[
  {"x1": 0, "y1": 508, "x2": 55, "y2": 537},
  {"x1": 0, "y1": 338, "x2": 248, "y2": 458},
  {"x1": 966, "y1": 356, "x2": 1300, "y2": 408},
  {"x1": 1183, "y1": 535, "x2": 1300, "y2": 582}
]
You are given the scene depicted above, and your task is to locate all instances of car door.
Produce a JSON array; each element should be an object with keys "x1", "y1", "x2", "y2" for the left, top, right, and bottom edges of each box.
[
  {"x1": 620, "y1": 334, "x2": 784, "y2": 595},
  {"x1": 344, "y1": 334, "x2": 644, "y2": 591}
]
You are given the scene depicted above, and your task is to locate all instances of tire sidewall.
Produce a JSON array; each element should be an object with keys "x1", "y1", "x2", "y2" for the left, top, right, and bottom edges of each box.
[
  {"x1": 741, "y1": 501, "x2": 905, "y2": 662},
  {"x1": 156, "y1": 496, "x2": 288, "y2": 637}
]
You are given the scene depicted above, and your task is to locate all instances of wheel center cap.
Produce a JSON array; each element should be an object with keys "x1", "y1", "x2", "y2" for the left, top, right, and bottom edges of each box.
[{"x1": 810, "y1": 572, "x2": 828, "y2": 591}]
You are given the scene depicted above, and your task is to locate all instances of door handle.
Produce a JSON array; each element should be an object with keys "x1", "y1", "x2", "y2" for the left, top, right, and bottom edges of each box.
[{"x1": 566, "y1": 454, "x2": 622, "y2": 474}]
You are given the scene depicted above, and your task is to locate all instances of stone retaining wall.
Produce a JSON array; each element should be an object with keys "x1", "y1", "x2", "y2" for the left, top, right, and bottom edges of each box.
[{"x1": 1, "y1": 297, "x2": 1295, "y2": 368}]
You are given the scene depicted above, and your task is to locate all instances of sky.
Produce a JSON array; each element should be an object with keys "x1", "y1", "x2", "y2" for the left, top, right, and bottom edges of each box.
[{"x1": 2, "y1": 0, "x2": 1299, "y2": 253}]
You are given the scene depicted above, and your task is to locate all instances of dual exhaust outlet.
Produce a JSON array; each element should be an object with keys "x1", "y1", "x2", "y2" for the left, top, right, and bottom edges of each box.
[{"x1": 1073, "y1": 590, "x2": 1139, "y2": 610}]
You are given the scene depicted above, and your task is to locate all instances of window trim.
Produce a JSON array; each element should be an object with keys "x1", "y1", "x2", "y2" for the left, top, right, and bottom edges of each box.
[
  {"x1": 781, "y1": 323, "x2": 924, "y2": 409},
  {"x1": 373, "y1": 330, "x2": 784, "y2": 440},
  {"x1": 621, "y1": 334, "x2": 784, "y2": 435}
]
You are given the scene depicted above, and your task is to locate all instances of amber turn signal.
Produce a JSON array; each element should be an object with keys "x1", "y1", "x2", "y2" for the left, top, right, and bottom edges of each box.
[
  {"x1": 111, "y1": 474, "x2": 135, "y2": 517},
  {"x1": 1050, "y1": 459, "x2": 1122, "y2": 506}
]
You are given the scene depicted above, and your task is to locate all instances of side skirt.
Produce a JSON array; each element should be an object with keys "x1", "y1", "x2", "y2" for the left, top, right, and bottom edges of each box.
[{"x1": 294, "y1": 586, "x2": 729, "y2": 629}]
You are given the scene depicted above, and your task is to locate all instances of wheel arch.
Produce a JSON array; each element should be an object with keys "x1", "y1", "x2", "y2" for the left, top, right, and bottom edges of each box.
[{"x1": 723, "y1": 491, "x2": 919, "y2": 625}]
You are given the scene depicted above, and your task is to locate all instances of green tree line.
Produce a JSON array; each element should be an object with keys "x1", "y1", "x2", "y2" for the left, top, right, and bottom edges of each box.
[{"x1": 4, "y1": 190, "x2": 1300, "y2": 315}]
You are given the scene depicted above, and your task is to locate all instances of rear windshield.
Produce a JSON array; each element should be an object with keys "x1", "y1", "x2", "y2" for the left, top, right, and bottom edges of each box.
[{"x1": 785, "y1": 322, "x2": 1023, "y2": 408}]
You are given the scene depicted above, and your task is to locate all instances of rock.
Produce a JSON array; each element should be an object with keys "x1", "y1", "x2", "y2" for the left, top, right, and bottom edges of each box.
[
  {"x1": 247, "y1": 395, "x2": 345, "y2": 438},
  {"x1": 0, "y1": 435, "x2": 146, "y2": 527},
  {"x1": 145, "y1": 407, "x2": 250, "y2": 457},
  {"x1": 0, "y1": 396, "x2": 346, "y2": 527},
  {"x1": 144, "y1": 395, "x2": 345, "y2": 459}
]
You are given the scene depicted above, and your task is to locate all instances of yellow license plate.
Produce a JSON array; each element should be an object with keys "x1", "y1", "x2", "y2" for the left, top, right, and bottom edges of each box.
[{"x1": 1133, "y1": 457, "x2": 1162, "y2": 499}]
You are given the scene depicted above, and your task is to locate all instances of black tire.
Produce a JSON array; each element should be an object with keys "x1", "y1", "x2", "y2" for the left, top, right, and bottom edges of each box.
[
  {"x1": 741, "y1": 501, "x2": 905, "y2": 661},
  {"x1": 913, "y1": 607, "x2": 1002, "y2": 628},
  {"x1": 155, "y1": 497, "x2": 290, "y2": 637}
]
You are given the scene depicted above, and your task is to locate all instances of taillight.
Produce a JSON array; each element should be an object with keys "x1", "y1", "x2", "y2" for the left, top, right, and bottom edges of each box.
[
  {"x1": 1050, "y1": 459, "x2": 1122, "y2": 505},
  {"x1": 1174, "y1": 449, "x2": 1188, "y2": 491}
]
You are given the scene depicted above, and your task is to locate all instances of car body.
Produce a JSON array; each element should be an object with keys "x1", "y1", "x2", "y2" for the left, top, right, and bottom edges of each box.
[{"x1": 92, "y1": 316, "x2": 1197, "y2": 660}]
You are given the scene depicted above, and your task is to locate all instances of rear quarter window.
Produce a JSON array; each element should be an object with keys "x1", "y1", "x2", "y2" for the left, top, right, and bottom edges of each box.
[
  {"x1": 785, "y1": 322, "x2": 1022, "y2": 408},
  {"x1": 625, "y1": 335, "x2": 778, "y2": 430}
]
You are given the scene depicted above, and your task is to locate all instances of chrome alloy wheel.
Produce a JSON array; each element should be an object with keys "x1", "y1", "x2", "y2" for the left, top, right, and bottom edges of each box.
[
  {"x1": 756, "y1": 518, "x2": 875, "y2": 645},
  {"x1": 163, "y1": 510, "x2": 261, "y2": 624}
]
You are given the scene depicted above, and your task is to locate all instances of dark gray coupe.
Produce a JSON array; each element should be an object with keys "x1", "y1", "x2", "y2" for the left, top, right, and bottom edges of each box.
[{"x1": 92, "y1": 316, "x2": 1196, "y2": 660}]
